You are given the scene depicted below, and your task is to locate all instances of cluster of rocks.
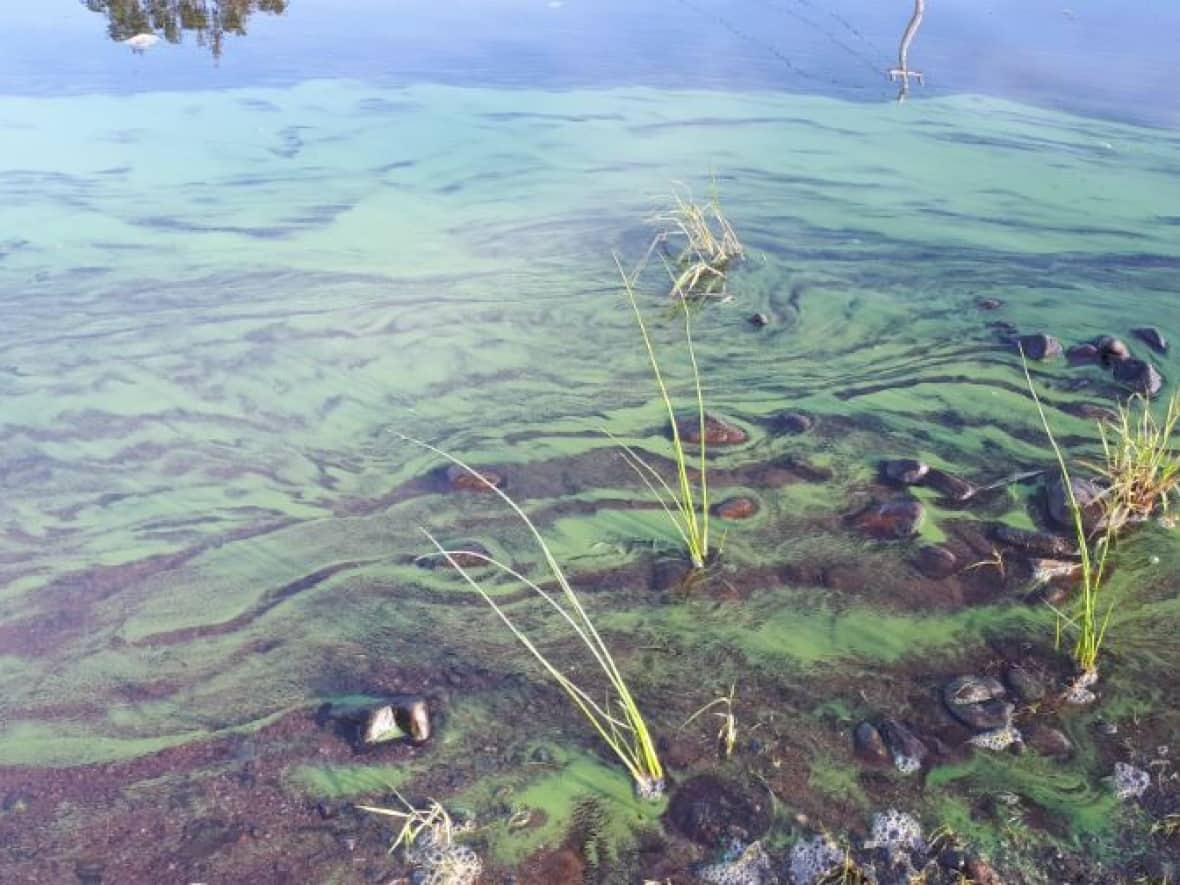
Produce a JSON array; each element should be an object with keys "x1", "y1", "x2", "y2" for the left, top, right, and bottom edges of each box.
[
  {"x1": 845, "y1": 459, "x2": 980, "y2": 543},
  {"x1": 1018, "y1": 327, "x2": 1166, "y2": 396},
  {"x1": 852, "y1": 666, "x2": 1074, "y2": 779},
  {"x1": 318, "y1": 696, "x2": 433, "y2": 749}
]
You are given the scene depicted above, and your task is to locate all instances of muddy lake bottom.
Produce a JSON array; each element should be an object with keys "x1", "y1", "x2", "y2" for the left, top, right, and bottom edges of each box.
[{"x1": 2, "y1": 79, "x2": 1180, "y2": 884}]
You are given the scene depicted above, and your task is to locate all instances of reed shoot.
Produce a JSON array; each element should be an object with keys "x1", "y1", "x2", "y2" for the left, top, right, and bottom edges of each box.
[
  {"x1": 1085, "y1": 391, "x2": 1180, "y2": 532},
  {"x1": 680, "y1": 684, "x2": 737, "y2": 759},
  {"x1": 1020, "y1": 353, "x2": 1115, "y2": 677},
  {"x1": 357, "y1": 791, "x2": 456, "y2": 856},
  {"x1": 403, "y1": 436, "x2": 665, "y2": 800},
  {"x1": 612, "y1": 252, "x2": 711, "y2": 569}
]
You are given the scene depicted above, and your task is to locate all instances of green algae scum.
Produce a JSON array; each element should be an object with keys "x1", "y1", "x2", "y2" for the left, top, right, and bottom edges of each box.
[{"x1": 3, "y1": 2, "x2": 1180, "y2": 883}]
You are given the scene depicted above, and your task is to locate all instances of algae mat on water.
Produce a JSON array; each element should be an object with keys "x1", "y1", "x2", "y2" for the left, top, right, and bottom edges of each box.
[{"x1": 1, "y1": 81, "x2": 1179, "y2": 879}]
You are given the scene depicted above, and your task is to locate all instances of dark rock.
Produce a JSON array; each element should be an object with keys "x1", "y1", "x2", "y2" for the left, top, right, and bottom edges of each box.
[
  {"x1": 675, "y1": 414, "x2": 748, "y2": 446},
  {"x1": 771, "y1": 410, "x2": 814, "y2": 434},
  {"x1": 853, "y1": 721, "x2": 891, "y2": 765},
  {"x1": 1018, "y1": 333, "x2": 1062, "y2": 360},
  {"x1": 976, "y1": 298, "x2": 1003, "y2": 310},
  {"x1": 926, "y1": 468, "x2": 977, "y2": 502},
  {"x1": 1066, "y1": 343, "x2": 1100, "y2": 364},
  {"x1": 991, "y1": 525, "x2": 1079, "y2": 559},
  {"x1": 711, "y1": 496, "x2": 759, "y2": 520},
  {"x1": 880, "y1": 458, "x2": 929, "y2": 485},
  {"x1": 1133, "y1": 326, "x2": 1168, "y2": 355},
  {"x1": 914, "y1": 544, "x2": 959, "y2": 579},
  {"x1": 1044, "y1": 475, "x2": 1106, "y2": 534},
  {"x1": 848, "y1": 497, "x2": 925, "y2": 540},
  {"x1": 1004, "y1": 666, "x2": 1045, "y2": 703},
  {"x1": 878, "y1": 719, "x2": 929, "y2": 772},
  {"x1": 665, "y1": 775, "x2": 771, "y2": 846},
  {"x1": 446, "y1": 463, "x2": 502, "y2": 492},
  {"x1": 1096, "y1": 335, "x2": 1131, "y2": 362},
  {"x1": 1025, "y1": 725, "x2": 1073, "y2": 758},
  {"x1": 748, "y1": 312, "x2": 771, "y2": 328},
  {"x1": 944, "y1": 675, "x2": 1006, "y2": 707},
  {"x1": 1112, "y1": 358, "x2": 1164, "y2": 396},
  {"x1": 947, "y1": 698, "x2": 1015, "y2": 731},
  {"x1": 1063, "y1": 402, "x2": 1119, "y2": 422}
]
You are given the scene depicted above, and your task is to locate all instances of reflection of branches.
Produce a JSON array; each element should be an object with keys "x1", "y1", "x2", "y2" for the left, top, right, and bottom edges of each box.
[
  {"x1": 887, "y1": 0, "x2": 926, "y2": 103},
  {"x1": 82, "y1": 0, "x2": 288, "y2": 58}
]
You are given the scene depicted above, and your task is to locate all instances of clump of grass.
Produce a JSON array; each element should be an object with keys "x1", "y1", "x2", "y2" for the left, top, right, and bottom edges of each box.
[
  {"x1": 680, "y1": 684, "x2": 737, "y2": 759},
  {"x1": 1020, "y1": 353, "x2": 1116, "y2": 682},
  {"x1": 612, "y1": 252, "x2": 711, "y2": 569},
  {"x1": 358, "y1": 791, "x2": 482, "y2": 883},
  {"x1": 649, "y1": 183, "x2": 744, "y2": 304},
  {"x1": 1085, "y1": 391, "x2": 1180, "y2": 532},
  {"x1": 358, "y1": 791, "x2": 456, "y2": 856},
  {"x1": 403, "y1": 436, "x2": 665, "y2": 800}
]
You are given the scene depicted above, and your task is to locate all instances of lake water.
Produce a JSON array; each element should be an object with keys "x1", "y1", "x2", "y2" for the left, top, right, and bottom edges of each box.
[{"x1": 2, "y1": 2, "x2": 1180, "y2": 882}]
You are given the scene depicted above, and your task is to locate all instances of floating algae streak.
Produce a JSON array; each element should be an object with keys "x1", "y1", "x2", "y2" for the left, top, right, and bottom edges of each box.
[{"x1": 2, "y1": 75, "x2": 1180, "y2": 883}]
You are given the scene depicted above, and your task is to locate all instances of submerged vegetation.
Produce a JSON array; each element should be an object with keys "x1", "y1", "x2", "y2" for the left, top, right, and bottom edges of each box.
[{"x1": 403, "y1": 436, "x2": 665, "y2": 800}]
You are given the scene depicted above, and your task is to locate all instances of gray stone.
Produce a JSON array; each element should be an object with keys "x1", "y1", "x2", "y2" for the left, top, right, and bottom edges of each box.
[
  {"x1": 1019, "y1": 333, "x2": 1062, "y2": 360},
  {"x1": 853, "y1": 721, "x2": 891, "y2": 765},
  {"x1": 1045, "y1": 475, "x2": 1106, "y2": 534},
  {"x1": 1112, "y1": 358, "x2": 1164, "y2": 396},
  {"x1": 879, "y1": 719, "x2": 928, "y2": 774},
  {"x1": 1004, "y1": 666, "x2": 1045, "y2": 703},
  {"x1": 944, "y1": 675, "x2": 1006, "y2": 706},
  {"x1": 881, "y1": 458, "x2": 929, "y2": 485},
  {"x1": 1133, "y1": 326, "x2": 1169, "y2": 355}
]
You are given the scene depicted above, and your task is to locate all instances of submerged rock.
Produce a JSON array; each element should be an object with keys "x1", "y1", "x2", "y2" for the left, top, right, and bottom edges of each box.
[
  {"x1": 944, "y1": 675, "x2": 1006, "y2": 707},
  {"x1": 949, "y1": 698, "x2": 1014, "y2": 732},
  {"x1": 787, "y1": 834, "x2": 843, "y2": 885},
  {"x1": 853, "y1": 721, "x2": 892, "y2": 766},
  {"x1": 1066, "y1": 342, "x2": 1100, "y2": 364},
  {"x1": 1025, "y1": 725, "x2": 1073, "y2": 758},
  {"x1": 1063, "y1": 402, "x2": 1119, "y2": 422},
  {"x1": 446, "y1": 463, "x2": 503, "y2": 492},
  {"x1": 771, "y1": 410, "x2": 814, "y2": 434},
  {"x1": 666, "y1": 775, "x2": 770, "y2": 846},
  {"x1": 1112, "y1": 358, "x2": 1164, "y2": 396},
  {"x1": 991, "y1": 525, "x2": 1079, "y2": 559},
  {"x1": 1095, "y1": 335, "x2": 1131, "y2": 362},
  {"x1": 1133, "y1": 326, "x2": 1169, "y2": 354},
  {"x1": 1112, "y1": 762, "x2": 1151, "y2": 800},
  {"x1": 914, "y1": 544, "x2": 959, "y2": 579},
  {"x1": 748, "y1": 312, "x2": 771, "y2": 328},
  {"x1": 675, "y1": 414, "x2": 748, "y2": 446},
  {"x1": 925, "y1": 468, "x2": 977, "y2": 502},
  {"x1": 1044, "y1": 475, "x2": 1106, "y2": 534},
  {"x1": 712, "y1": 496, "x2": 759, "y2": 520},
  {"x1": 865, "y1": 809, "x2": 925, "y2": 855},
  {"x1": 879, "y1": 719, "x2": 928, "y2": 774},
  {"x1": 880, "y1": 458, "x2": 929, "y2": 485},
  {"x1": 1018, "y1": 333, "x2": 1062, "y2": 360},
  {"x1": 976, "y1": 297, "x2": 1003, "y2": 310},
  {"x1": 1004, "y1": 666, "x2": 1046, "y2": 703},
  {"x1": 848, "y1": 497, "x2": 925, "y2": 540}
]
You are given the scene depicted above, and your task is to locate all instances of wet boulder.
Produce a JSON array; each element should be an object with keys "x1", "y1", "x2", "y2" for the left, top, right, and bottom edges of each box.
[
  {"x1": 1095, "y1": 335, "x2": 1131, "y2": 362},
  {"x1": 1133, "y1": 326, "x2": 1168, "y2": 355},
  {"x1": 711, "y1": 496, "x2": 759, "y2": 520},
  {"x1": 1018, "y1": 333, "x2": 1062, "y2": 360},
  {"x1": 1044, "y1": 475, "x2": 1106, "y2": 534},
  {"x1": 361, "y1": 696, "x2": 431, "y2": 746},
  {"x1": 944, "y1": 676, "x2": 1013, "y2": 731},
  {"x1": 879, "y1": 719, "x2": 928, "y2": 774},
  {"x1": 675, "y1": 414, "x2": 748, "y2": 446},
  {"x1": 771, "y1": 410, "x2": 814, "y2": 434},
  {"x1": 914, "y1": 544, "x2": 959, "y2": 579},
  {"x1": 1025, "y1": 725, "x2": 1072, "y2": 758},
  {"x1": 1066, "y1": 343, "x2": 1100, "y2": 364},
  {"x1": 944, "y1": 675, "x2": 1006, "y2": 706},
  {"x1": 1004, "y1": 665, "x2": 1046, "y2": 703},
  {"x1": 446, "y1": 463, "x2": 503, "y2": 492},
  {"x1": 991, "y1": 524, "x2": 1079, "y2": 559},
  {"x1": 926, "y1": 468, "x2": 977, "y2": 502},
  {"x1": 1112, "y1": 358, "x2": 1164, "y2": 396},
  {"x1": 848, "y1": 497, "x2": 925, "y2": 540},
  {"x1": 853, "y1": 721, "x2": 892, "y2": 766},
  {"x1": 665, "y1": 775, "x2": 770, "y2": 846},
  {"x1": 880, "y1": 458, "x2": 929, "y2": 485},
  {"x1": 748, "y1": 312, "x2": 771, "y2": 328}
]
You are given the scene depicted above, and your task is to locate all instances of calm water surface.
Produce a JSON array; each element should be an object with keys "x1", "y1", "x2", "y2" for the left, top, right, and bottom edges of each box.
[{"x1": 1, "y1": 2, "x2": 1179, "y2": 882}]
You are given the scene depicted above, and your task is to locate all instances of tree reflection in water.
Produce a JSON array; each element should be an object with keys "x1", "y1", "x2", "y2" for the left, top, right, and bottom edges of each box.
[{"x1": 82, "y1": 0, "x2": 289, "y2": 57}]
